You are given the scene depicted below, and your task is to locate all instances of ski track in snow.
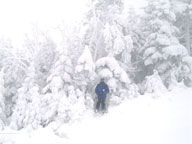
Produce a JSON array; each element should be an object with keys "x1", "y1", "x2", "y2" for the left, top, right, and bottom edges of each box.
[{"x1": 0, "y1": 87, "x2": 192, "y2": 144}]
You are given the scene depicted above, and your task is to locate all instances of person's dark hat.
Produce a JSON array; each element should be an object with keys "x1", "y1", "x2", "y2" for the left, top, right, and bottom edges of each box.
[{"x1": 101, "y1": 78, "x2": 105, "y2": 81}]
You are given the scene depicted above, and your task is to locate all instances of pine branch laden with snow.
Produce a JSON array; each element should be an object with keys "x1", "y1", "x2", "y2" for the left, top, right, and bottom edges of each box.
[
  {"x1": 162, "y1": 44, "x2": 188, "y2": 58},
  {"x1": 95, "y1": 56, "x2": 132, "y2": 103},
  {"x1": 103, "y1": 23, "x2": 131, "y2": 60},
  {"x1": 85, "y1": 0, "x2": 133, "y2": 67},
  {"x1": 43, "y1": 52, "x2": 73, "y2": 94},
  {"x1": 142, "y1": 0, "x2": 189, "y2": 86},
  {"x1": 96, "y1": 56, "x2": 130, "y2": 83}
]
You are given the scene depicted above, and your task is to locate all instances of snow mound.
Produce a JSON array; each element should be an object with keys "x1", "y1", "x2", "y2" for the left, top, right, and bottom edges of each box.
[{"x1": 2, "y1": 86, "x2": 191, "y2": 144}]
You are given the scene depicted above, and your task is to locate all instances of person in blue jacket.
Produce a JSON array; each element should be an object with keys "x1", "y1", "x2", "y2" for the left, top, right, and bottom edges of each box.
[{"x1": 95, "y1": 78, "x2": 109, "y2": 112}]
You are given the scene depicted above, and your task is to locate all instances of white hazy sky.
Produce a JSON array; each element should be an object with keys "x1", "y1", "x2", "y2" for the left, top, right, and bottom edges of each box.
[
  {"x1": 0, "y1": 0, "x2": 88, "y2": 48},
  {"x1": 0, "y1": 0, "x2": 146, "y2": 48}
]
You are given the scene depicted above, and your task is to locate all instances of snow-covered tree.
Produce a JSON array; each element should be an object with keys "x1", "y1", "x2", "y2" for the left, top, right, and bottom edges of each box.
[
  {"x1": 123, "y1": 7, "x2": 146, "y2": 50},
  {"x1": 83, "y1": 0, "x2": 137, "y2": 87},
  {"x1": 41, "y1": 49, "x2": 72, "y2": 125},
  {"x1": 141, "y1": 0, "x2": 188, "y2": 86},
  {"x1": 42, "y1": 48, "x2": 86, "y2": 126},
  {"x1": 42, "y1": 50, "x2": 73, "y2": 95},
  {"x1": 75, "y1": 45, "x2": 96, "y2": 108},
  {"x1": 0, "y1": 38, "x2": 30, "y2": 129},
  {"x1": 122, "y1": 7, "x2": 147, "y2": 83},
  {"x1": 24, "y1": 27, "x2": 57, "y2": 91},
  {"x1": 181, "y1": 56, "x2": 192, "y2": 86},
  {"x1": 95, "y1": 56, "x2": 132, "y2": 104},
  {"x1": 103, "y1": 23, "x2": 125, "y2": 56},
  {"x1": 0, "y1": 69, "x2": 6, "y2": 130},
  {"x1": 11, "y1": 62, "x2": 41, "y2": 130},
  {"x1": 145, "y1": 69, "x2": 167, "y2": 98},
  {"x1": 84, "y1": 0, "x2": 125, "y2": 61},
  {"x1": 1, "y1": 51, "x2": 28, "y2": 118},
  {"x1": 103, "y1": 22, "x2": 134, "y2": 69},
  {"x1": 55, "y1": 85, "x2": 86, "y2": 125},
  {"x1": 172, "y1": 0, "x2": 192, "y2": 55},
  {"x1": 0, "y1": 38, "x2": 13, "y2": 69},
  {"x1": 65, "y1": 86, "x2": 85, "y2": 122},
  {"x1": 75, "y1": 45, "x2": 96, "y2": 89},
  {"x1": 57, "y1": 22, "x2": 84, "y2": 63}
]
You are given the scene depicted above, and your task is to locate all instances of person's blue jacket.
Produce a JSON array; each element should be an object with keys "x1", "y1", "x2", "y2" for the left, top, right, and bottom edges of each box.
[{"x1": 95, "y1": 82, "x2": 109, "y2": 99}]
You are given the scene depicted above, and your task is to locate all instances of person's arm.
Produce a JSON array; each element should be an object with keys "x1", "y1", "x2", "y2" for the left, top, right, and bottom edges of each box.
[
  {"x1": 95, "y1": 84, "x2": 99, "y2": 95},
  {"x1": 105, "y1": 84, "x2": 109, "y2": 93}
]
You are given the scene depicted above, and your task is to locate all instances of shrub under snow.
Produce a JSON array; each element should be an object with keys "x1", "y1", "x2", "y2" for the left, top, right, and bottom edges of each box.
[
  {"x1": 95, "y1": 56, "x2": 137, "y2": 105},
  {"x1": 145, "y1": 70, "x2": 167, "y2": 98},
  {"x1": 181, "y1": 56, "x2": 192, "y2": 87}
]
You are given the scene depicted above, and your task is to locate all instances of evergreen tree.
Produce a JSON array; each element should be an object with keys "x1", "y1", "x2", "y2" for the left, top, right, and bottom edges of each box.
[
  {"x1": 41, "y1": 49, "x2": 73, "y2": 126},
  {"x1": 11, "y1": 62, "x2": 41, "y2": 130},
  {"x1": 24, "y1": 27, "x2": 57, "y2": 91},
  {"x1": 141, "y1": 0, "x2": 188, "y2": 86},
  {"x1": 75, "y1": 45, "x2": 96, "y2": 108},
  {"x1": 84, "y1": 0, "x2": 125, "y2": 61},
  {"x1": 124, "y1": 7, "x2": 146, "y2": 50},
  {"x1": 95, "y1": 56, "x2": 133, "y2": 105},
  {"x1": 42, "y1": 48, "x2": 86, "y2": 126},
  {"x1": 0, "y1": 69, "x2": 6, "y2": 130},
  {"x1": 172, "y1": 0, "x2": 192, "y2": 55},
  {"x1": 123, "y1": 7, "x2": 147, "y2": 83},
  {"x1": 84, "y1": 0, "x2": 136, "y2": 84},
  {"x1": 1, "y1": 47, "x2": 28, "y2": 118}
]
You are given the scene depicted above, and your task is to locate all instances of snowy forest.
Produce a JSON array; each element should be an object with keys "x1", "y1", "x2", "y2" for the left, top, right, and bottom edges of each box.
[{"x1": 0, "y1": 0, "x2": 192, "y2": 143}]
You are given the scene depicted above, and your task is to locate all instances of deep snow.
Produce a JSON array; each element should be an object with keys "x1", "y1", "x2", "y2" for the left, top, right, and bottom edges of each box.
[{"x1": 0, "y1": 86, "x2": 191, "y2": 144}]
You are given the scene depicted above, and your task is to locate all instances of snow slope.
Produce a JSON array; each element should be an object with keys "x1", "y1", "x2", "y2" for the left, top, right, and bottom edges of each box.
[{"x1": 1, "y1": 86, "x2": 192, "y2": 144}]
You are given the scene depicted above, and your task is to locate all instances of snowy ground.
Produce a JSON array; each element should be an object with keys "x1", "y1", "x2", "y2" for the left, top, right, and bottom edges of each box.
[{"x1": 1, "y1": 86, "x2": 192, "y2": 144}]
